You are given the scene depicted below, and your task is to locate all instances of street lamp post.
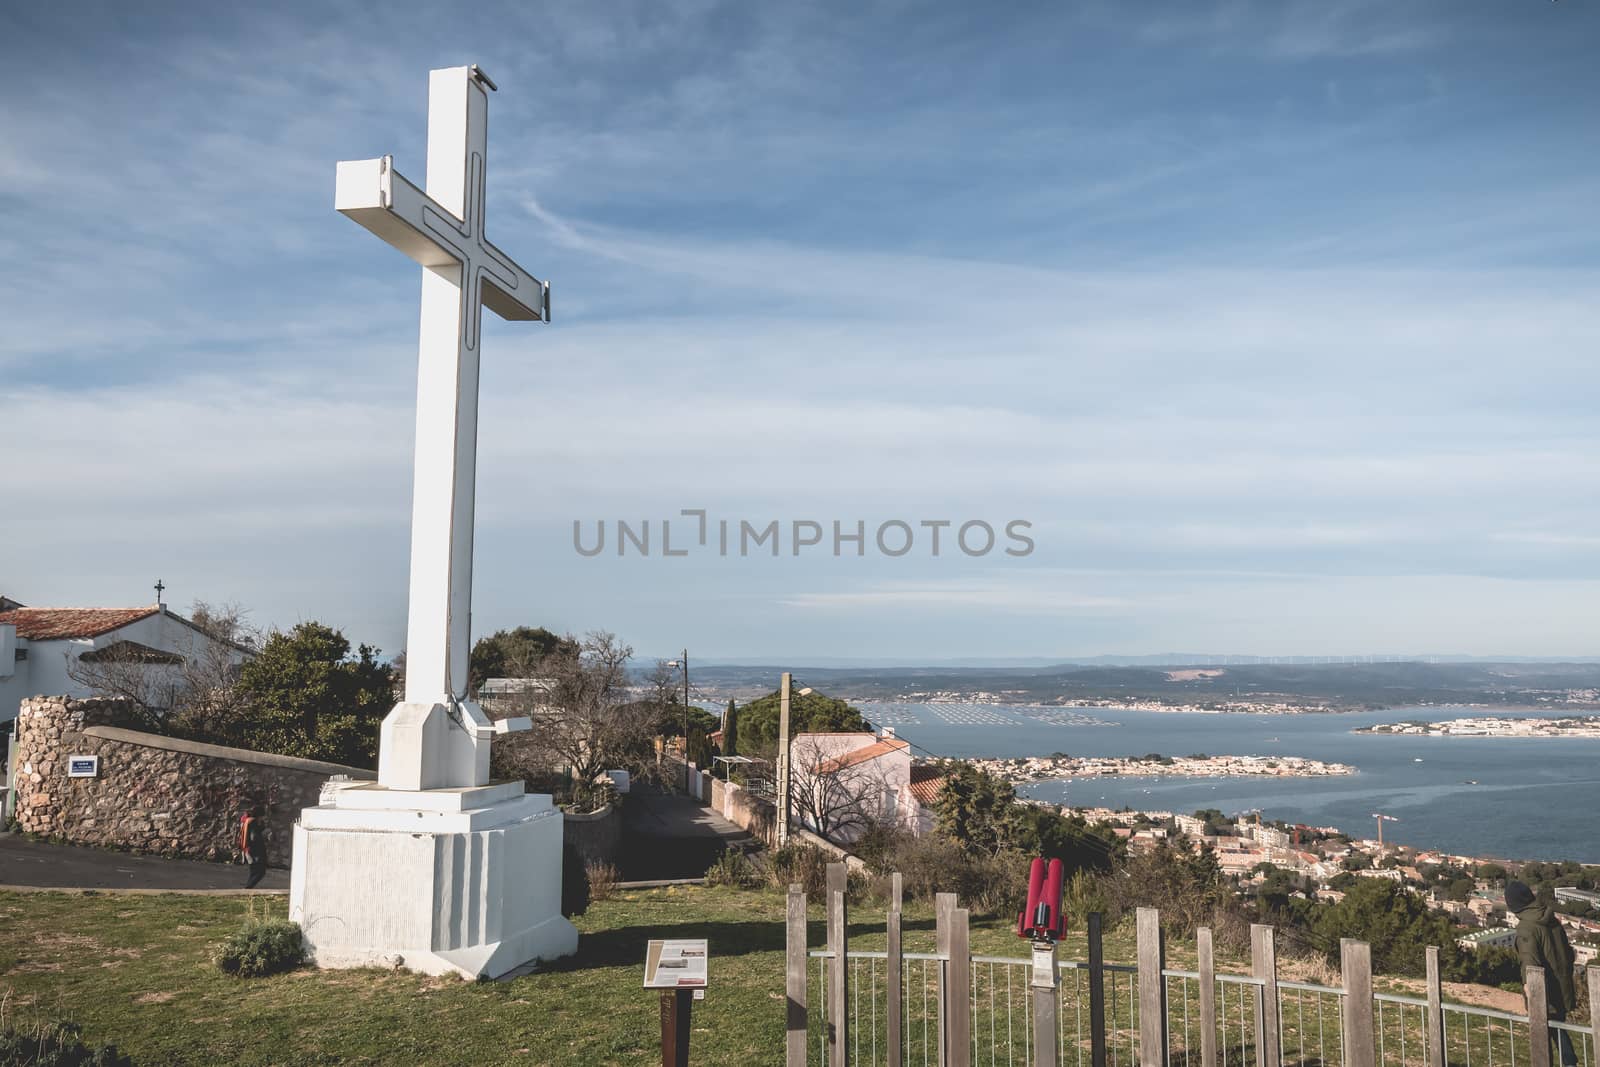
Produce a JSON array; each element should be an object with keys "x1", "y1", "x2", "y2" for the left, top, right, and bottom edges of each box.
[{"x1": 667, "y1": 651, "x2": 689, "y2": 792}]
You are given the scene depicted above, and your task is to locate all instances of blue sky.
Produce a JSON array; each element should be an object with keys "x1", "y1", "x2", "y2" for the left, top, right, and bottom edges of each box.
[{"x1": 2, "y1": 0, "x2": 1597, "y2": 662}]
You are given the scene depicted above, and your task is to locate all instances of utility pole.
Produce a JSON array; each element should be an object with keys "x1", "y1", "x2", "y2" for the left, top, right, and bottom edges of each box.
[
  {"x1": 681, "y1": 649, "x2": 690, "y2": 792},
  {"x1": 776, "y1": 671, "x2": 792, "y2": 848}
]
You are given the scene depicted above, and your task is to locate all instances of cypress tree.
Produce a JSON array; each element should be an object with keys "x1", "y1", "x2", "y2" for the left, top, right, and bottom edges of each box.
[{"x1": 723, "y1": 698, "x2": 739, "y2": 758}]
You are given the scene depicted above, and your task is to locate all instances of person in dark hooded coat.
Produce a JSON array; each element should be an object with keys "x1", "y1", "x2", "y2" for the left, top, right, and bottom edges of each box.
[{"x1": 1507, "y1": 880, "x2": 1577, "y2": 1067}]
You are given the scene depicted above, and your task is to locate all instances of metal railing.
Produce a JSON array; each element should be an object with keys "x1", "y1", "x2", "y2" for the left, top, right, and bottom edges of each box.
[{"x1": 788, "y1": 864, "x2": 1600, "y2": 1067}]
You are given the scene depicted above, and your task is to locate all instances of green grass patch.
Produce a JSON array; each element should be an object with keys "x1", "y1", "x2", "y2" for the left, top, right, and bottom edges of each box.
[{"x1": 0, "y1": 886, "x2": 1151, "y2": 1066}]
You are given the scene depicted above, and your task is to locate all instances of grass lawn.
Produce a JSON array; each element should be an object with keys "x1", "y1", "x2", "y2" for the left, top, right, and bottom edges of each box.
[
  {"x1": 0, "y1": 886, "x2": 1147, "y2": 1066},
  {"x1": 2, "y1": 884, "x2": 1530, "y2": 1066}
]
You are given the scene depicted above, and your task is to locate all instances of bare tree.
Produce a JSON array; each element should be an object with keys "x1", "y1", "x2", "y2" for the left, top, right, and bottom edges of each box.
[
  {"x1": 63, "y1": 644, "x2": 179, "y2": 731},
  {"x1": 542, "y1": 632, "x2": 659, "y2": 808},
  {"x1": 487, "y1": 631, "x2": 658, "y2": 809},
  {"x1": 66, "y1": 599, "x2": 257, "y2": 741},
  {"x1": 788, "y1": 735, "x2": 899, "y2": 845}
]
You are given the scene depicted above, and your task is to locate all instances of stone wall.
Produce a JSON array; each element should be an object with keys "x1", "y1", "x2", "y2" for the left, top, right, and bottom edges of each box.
[
  {"x1": 562, "y1": 803, "x2": 620, "y2": 867},
  {"x1": 12, "y1": 695, "x2": 373, "y2": 867}
]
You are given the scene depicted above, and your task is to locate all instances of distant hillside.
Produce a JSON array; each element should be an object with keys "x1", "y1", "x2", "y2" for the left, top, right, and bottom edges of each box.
[{"x1": 687, "y1": 660, "x2": 1600, "y2": 711}]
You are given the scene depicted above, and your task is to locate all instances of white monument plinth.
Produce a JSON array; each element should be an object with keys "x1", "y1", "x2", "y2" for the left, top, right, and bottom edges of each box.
[
  {"x1": 290, "y1": 781, "x2": 575, "y2": 977},
  {"x1": 289, "y1": 65, "x2": 577, "y2": 980}
]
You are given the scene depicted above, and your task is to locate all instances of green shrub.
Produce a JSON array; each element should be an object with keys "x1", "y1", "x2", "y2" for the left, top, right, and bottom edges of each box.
[
  {"x1": 762, "y1": 841, "x2": 834, "y2": 898},
  {"x1": 706, "y1": 848, "x2": 760, "y2": 888},
  {"x1": 213, "y1": 919, "x2": 305, "y2": 977},
  {"x1": 0, "y1": 1020, "x2": 133, "y2": 1066}
]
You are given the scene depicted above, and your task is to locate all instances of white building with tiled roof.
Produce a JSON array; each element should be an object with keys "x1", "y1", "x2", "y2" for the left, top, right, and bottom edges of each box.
[
  {"x1": 792, "y1": 727, "x2": 951, "y2": 843},
  {"x1": 0, "y1": 597, "x2": 250, "y2": 726}
]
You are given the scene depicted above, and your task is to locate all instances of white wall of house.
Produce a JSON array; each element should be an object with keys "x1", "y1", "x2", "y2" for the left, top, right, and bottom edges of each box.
[
  {"x1": 793, "y1": 730, "x2": 915, "y2": 843},
  {"x1": 0, "y1": 624, "x2": 26, "y2": 728},
  {"x1": 894, "y1": 785, "x2": 937, "y2": 835}
]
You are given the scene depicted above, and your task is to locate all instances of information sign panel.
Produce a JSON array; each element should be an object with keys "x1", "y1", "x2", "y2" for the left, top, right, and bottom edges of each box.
[{"x1": 643, "y1": 939, "x2": 708, "y2": 989}]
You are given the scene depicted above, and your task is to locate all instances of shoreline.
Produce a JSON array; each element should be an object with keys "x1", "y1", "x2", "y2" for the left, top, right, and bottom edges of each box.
[
  {"x1": 965, "y1": 752, "x2": 1356, "y2": 787},
  {"x1": 1356, "y1": 715, "x2": 1600, "y2": 738},
  {"x1": 877, "y1": 697, "x2": 1600, "y2": 716}
]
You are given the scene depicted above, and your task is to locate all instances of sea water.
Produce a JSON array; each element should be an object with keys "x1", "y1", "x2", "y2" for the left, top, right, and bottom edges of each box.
[{"x1": 859, "y1": 703, "x2": 1600, "y2": 863}]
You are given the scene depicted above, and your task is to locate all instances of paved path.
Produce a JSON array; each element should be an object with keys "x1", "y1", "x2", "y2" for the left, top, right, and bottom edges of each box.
[
  {"x1": 0, "y1": 788, "x2": 753, "y2": 889},
  {"x1": 0, "y1": 833, "x2": 289, "y2": 893},
  {"x1": 618, "y1": 786, "x2": 756, "y2": 880}
]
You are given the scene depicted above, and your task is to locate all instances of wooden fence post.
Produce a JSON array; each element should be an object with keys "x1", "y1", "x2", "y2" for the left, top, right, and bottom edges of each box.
[
  {"x1": 1525, "y1": 966, "x2": 1551, "y2": 1067},
  {"x1": 1137, "y1": 908, "x2": 1167, "y2": 1067},
  {"x1": 828, "y1": 862, "x2": 849, "y2": 1067},
  {"x1": 891, "y1": 871, "x2": 903, "y2": 912},
  {"x1": 1252, "y1": 924, "x2": 1280, "y2": 1067},
  {"x1": 887, "y1": 907, "x2": 903, "y2": 1067},
  {"x1": 1089, "y1": 912, "x2": 1107, "y2": 1067},
  {"x1": 948, "y1": 907, "x2": 972, "y2": 1067},
  {"x1": 787, "y1": 885, "x2": 808, "y2": 1067},
  {"x1": 1341, "y1": 940, "x2": 1375, "y2": 1067},
  {"x1": 936, "y1": 892, "x2": 956, "y2": 1067},
  {"x1": 1425, "y1": 946, "x2": 1445, "y2": 1067},
  {"x1": 1198, "y1": 928, "x2": 1217, "y2": 1067}
]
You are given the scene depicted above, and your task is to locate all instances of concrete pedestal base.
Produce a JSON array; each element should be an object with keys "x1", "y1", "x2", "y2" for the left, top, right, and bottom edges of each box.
[{"x1": 288, "y1": 780, "x2": 579, "y2": 979}]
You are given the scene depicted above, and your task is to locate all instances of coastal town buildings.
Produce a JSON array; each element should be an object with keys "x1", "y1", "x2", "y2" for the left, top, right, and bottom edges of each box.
[
  {"x1": 1555, "y1": 886, "x2": 1600, "y2": 908},
  {"x1": 969, "y1": 752, "x2": 1354, "y2": 785},
  {"x1": 1457, "y1": 927, "x2": 1516, "y2": 951}
]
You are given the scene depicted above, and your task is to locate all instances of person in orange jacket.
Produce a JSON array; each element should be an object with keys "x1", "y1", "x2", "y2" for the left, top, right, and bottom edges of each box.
[{"x1": 240, "y1": 805, "x2": 267, "y2": 889}]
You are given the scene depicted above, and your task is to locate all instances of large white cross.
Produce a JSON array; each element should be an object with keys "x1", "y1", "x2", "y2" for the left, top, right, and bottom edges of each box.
[{"x1": 335, "y1": 65, "x2": 544, "y2": 789}]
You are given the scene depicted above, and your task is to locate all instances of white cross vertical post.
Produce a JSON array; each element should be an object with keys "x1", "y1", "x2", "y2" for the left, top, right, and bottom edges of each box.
[{"x1": 335, "y1": 65, "x2": 546, "y2": 790}]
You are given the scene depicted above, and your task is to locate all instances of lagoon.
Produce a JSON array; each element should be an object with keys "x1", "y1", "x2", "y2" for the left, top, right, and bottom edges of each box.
[{"x1": 860, "y1": 702, "x2": 1600, "y2": 863}]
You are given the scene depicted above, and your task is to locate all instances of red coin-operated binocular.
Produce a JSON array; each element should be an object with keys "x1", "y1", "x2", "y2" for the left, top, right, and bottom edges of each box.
[{"x1": 1016, "y1": 856, "x2": 1065, "y2": 943}]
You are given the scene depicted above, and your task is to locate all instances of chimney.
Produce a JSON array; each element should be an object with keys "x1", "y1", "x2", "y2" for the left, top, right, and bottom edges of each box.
[{"x1": 882, "y1": 726, "x2": 896, "y2": 739}]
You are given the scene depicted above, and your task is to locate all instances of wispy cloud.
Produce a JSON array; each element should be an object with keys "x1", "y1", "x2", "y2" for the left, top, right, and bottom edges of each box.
[{"x1": 2, "y1": 0, "x2": 1597, "y2": 659}]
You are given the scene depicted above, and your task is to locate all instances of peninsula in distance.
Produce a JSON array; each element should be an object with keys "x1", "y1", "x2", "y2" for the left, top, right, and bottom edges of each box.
[{"x1": 690, "y1": 658, "x2": 1600, "y2": 714}]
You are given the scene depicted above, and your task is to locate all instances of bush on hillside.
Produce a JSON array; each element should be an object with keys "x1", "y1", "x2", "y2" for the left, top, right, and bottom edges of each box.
[
  {"x1": 0, "y1": 1020, "x2": 134, "y2": 1067},
  {"x1": 860, "y1": 829, "x2": 1029, "y2": 917},
  {"x1": 762, "y1": 841, "x2": 834, "y2": 899},
  {"x1": 706, "y1": 848, "x2": 761, "y2": 888},
  {"x1": 0, "y1": 1017, "x2": 134, "y2": 1067},
  {"x1": 213, "y1": 918, "x2": 305, "y2": 977}
]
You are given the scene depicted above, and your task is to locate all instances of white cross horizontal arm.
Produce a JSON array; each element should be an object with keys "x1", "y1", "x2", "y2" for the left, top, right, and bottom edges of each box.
[
  {"x1": 478, "y1": 236, "x2": 549, "y2": 322},
  {"x1": 333, "y1": 157, "x2": 550, "y2": 322}
]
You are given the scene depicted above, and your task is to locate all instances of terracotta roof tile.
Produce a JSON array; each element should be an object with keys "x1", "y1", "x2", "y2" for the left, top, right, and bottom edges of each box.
[
  {"x1": 907, "y1": 765, "x2": 946, "y2": 806},
  {"x1": 0, "y1": 607, "x2": 159, "y2": 641},
  {"x1": 816, "y1": 737, "x2": 909, "y2": 774}
]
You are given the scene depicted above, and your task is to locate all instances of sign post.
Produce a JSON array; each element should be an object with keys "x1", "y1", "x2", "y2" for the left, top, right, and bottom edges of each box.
[{"x1": 645, "y1": 939, "x2": 708, "y2": 1067}]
